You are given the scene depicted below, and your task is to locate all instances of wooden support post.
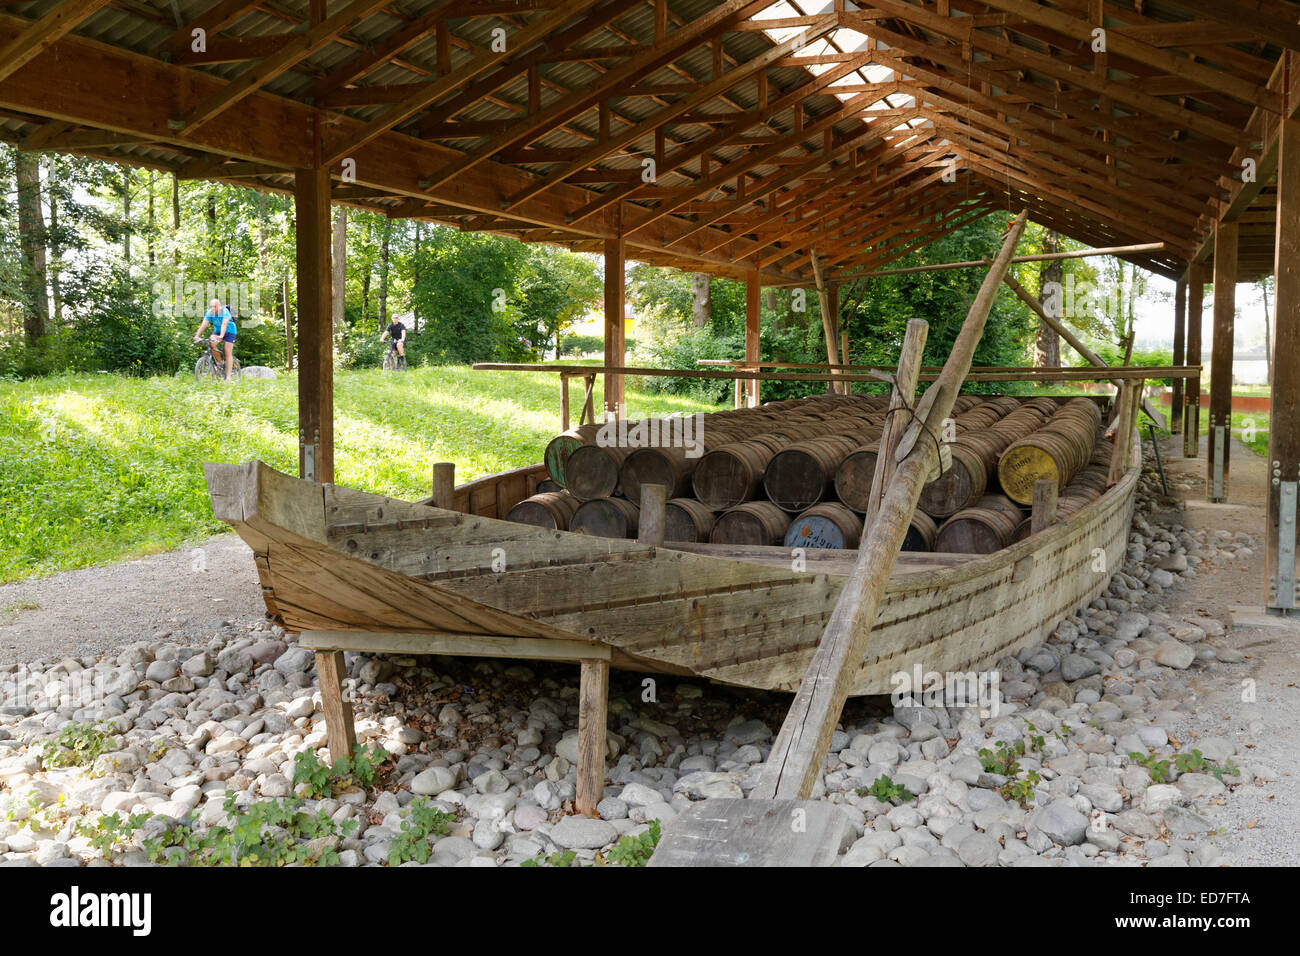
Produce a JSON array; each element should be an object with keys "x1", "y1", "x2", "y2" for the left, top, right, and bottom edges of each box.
[
  {"x1": 315, "y1": 650, "x2": 355, "y2": 763},
  {"x1": 1269, "y1": 114, "x2": 1300, "y2": 614},
  {"x1": 603, "y1": 236, "x2": 625, "y2": 417},
  {"x1": 755, "y1": 212, "x2": 1029, "y2": 801},
  {"x1": 734, "y1": 376, "x2": 743, "y2": 410},
  {"x1": 294, "y1": 167, "x2": 334, "y2": 484},
  {"x1": 582, "y1": 374, "x2": 596, "y2": 426},
  {"x1": 1031, "y1": 478, "x2": 1059, "y2": 534},
  {"x1": 636, "y1": 483, "x2": 667, "y2": 547},
  {"x1": 576, "y1": 657, "x2": 609, "y2": 816},
  {"x1": 1208, "y1": 221, "x2": 1237, "y2": 501},
  {"x1": 745, "y1": 269, "x2": 760, "y2": 408},
  {"x1": 561, "y1": 373, "x2": 570, "y2": 431},
  {"x1": 1185, "y1": 262, "x2": 1205, "y2": 457},
  {"x1": 432, "y1": 462, "x2": 455, "y2": 509},
  {"x1": 810, "y1": 249, "x2": 842, "y2": 394},
  {"x1": 865, "y1": 318, "x2": 928, "y2": 527},
  {"x1": 1171, "y1": 276, "x2": 1187, "y2": 435}
]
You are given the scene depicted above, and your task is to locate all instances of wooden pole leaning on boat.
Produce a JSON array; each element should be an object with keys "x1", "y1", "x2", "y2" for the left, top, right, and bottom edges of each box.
[
  {"x1": 754, "y1": 210, "x2": 1030, "y2": 802},
  {"x1": 1003, "y1": 274, "x2": 1166, "y2": 431},
  {"x1": 863, "y1": 318, "x2": 929, "y2": 528},
  {"x1": 432, "y1": 462, "x2": 455, "y2": 510},
  {"x1": 811, "y1": 248, "x2": 844, "y2": 395}
]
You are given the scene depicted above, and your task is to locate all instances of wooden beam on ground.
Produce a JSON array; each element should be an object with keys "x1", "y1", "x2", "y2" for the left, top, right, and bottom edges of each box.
[
  {"x1": 314, "y1": 650, "x2": 355, "y2": 763},
  {"x1": 1031, "y1": 479, "x2": 1059, "y2": 535},
  {"x1": 1172, "y1": 276, "x2": 1187, "y2": 435},
  {"x1": 1208, "y1": 221, "x2": 1238, "y2": 500},
  {"x1": 603, "y1": 235, "x2": 625, "y2": 416},
  {"x1": 0, "y1": 0, "x2": 110, "y2": 84},
  {"x1": 1268, "y1": 114, "x2": 1300, "y2": 614},
  {"x1": 745, "y1": 268, "x2": 760, "y2": 408},
  {"x1": 576, "y1": 658, "x2": 609, "y2": 817},
  {"x1": 753, "y1": 211, "x2": 1029, "y2": 801},
  {"x1": 295, "y1": 166, "x2": 334, "y2": 484},
  {"x1": 1185, "y1": 263, "x2": 1206, "y2": 456}
]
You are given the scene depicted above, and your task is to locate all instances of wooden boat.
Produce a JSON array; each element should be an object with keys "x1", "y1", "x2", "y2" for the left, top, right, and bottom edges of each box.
[{"x1": 204, "y1": 439, "x2": 1138, "y2": 696}]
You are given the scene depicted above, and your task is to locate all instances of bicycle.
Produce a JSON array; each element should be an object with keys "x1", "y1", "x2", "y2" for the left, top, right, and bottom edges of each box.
[
  {"x1": 195, "y1": 338, "x2": 242, "y2": 382},
  {"x1": 382, "y1": 340, "x2": 407, "y2": 372}
]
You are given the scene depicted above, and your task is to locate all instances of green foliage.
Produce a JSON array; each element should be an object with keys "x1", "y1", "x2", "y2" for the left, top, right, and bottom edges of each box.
[
  {"x1": 522, "y1": 848, "x2": 577, "y2": 867},
  {"x1": 77, "y1": 792, "x2": 360, "y2": 866},
  {"x1": 636, "y1": 325, "x2": 742, "y2": 403},
  {"x1": 6, "y1": 790, "x2": 72, "y2": 831},
  {"x1": 387, "y1": 798, "x2": 455, "y2": 865},
  {"x1": 292, "y1": 745, "x2": 386, "y2": 798},
  {"x1": 603, "y1": 819, "x2": 662, "y2": 866},
  {"x1": 1128, "y1": 750, "x2": 1174, "y2": 784},
  {"x1": 0, "y1": 367, "x2": 713, "y2": 582},
  {"x1": 1002, "y1": 771, "x2": 1041, "y2": 808},
  {"x1": 979, "y1": 739, "x2": 1026, "y2": 776},
  {"x1": 856, "y1": 774, "x2": 917, "y2": 806},
  {"x1": 558, "y1": 333, "x2": 604, "y2": 357},
  {"x1": 39, "y1": 722, "x2": 115, "y2": 770},
  {"x1": 1173, "y1": 749, "x2": 1239, "y2": 782}
]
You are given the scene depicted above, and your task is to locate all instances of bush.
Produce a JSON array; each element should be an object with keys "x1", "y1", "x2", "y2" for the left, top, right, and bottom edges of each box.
[
  {"x1": 559, "y1": 333, "x2": 603, "y2": 357},
  {"x1": 636, "y1": 326, "x2": 741, "y2": 404}
]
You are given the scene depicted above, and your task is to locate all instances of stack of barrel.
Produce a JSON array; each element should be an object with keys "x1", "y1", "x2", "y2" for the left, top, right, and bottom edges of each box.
[{"x1": 506, "y1": 392, "x2": 1114, "y2": 559}]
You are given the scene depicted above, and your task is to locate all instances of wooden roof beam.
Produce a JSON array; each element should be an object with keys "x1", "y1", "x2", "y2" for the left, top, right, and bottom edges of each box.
[{"x1": 0, "y1": 0, "x2": 109, "y2": 84}]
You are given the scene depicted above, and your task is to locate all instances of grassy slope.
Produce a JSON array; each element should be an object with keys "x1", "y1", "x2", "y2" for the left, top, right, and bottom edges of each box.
[{"x1": 0, "y1": 367, "x2": 715, "y2": 583}]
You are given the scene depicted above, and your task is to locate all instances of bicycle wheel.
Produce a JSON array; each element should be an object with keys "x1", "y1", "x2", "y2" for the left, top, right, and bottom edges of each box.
[
  {"x1": 195, "y1": 354, "x2": 214, "y2": 381},
  {"x1": 383, "y1": 351, "x2": 397, "y2": 372},
  {"x1": 228, "y1": 358, "x2": 242, "y2": 382}
]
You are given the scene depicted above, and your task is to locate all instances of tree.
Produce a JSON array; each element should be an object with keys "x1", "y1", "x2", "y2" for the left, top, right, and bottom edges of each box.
[
  {"x1": 1035, "y1": 229, "x2": 1061, "y2": 367},
  {"x1": 14, "y1": 151, "x2": 48, "y2": 344}
]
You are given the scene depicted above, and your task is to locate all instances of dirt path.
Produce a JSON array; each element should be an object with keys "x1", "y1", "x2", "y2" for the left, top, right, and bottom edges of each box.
[
  {"x1": 0, "y1": 534, "x2": 264, "y2": 667},
  {"x1": 1153, "y1": 432, "x2": 1300, "y2": 865}
]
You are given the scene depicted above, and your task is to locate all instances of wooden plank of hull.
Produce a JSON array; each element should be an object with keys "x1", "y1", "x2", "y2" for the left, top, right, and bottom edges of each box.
[{"x1": 206, "y1": 444, "x2": 1138, "y2": 695}]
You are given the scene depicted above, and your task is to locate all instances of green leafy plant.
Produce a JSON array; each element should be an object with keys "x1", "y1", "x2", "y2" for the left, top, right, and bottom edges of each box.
[
  {"x1": 1173, "y1": 749, "x2": 1239, "y2": 783},
  {"x1": 76, "y1": 792, "x2": 359, "y2": 866},
  {"x1": 602, "y1": 819, "x2": 661, "y2": 867},
  {"x1": 1001, "y1": 771, "x2": 1041, "y2": 808},
  {"x1": 1024, "y1": 723, "x2": 1046, "y2": 754},
  {"x1": 979, "y1": 739, "x2": 1025, "y2": 777},
  {"x1": 38, "y1": 722, "x2": 115, "y2": 770},
  {"x1": 387, "y1": 798, "x2": 455, "y2": 866},
  {"x1": 856, "y1": 774, "x2": 917, "y2": 806},
  {"x1": 292, "y1": 744, "x2": 387, "y2": 798},
  {"x1": 522, "y1": 848, "x2": 577, "y2": 868},
  {"x1": 1129, "y1": 750, "x2": 1173, "y2": 784}
]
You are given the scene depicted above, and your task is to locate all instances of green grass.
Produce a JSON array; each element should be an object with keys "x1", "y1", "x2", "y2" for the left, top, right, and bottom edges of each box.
[
  {"x1": 0, "y1": 367, "x2": 716, "y2": 583},
  {"x1": 1150, "y1": 398, "x2": 1269, "y2": 458}
]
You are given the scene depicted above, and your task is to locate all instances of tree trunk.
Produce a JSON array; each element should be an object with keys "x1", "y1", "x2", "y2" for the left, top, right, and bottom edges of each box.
[
  {"x1": 46, "y1": 158, "x2": 63, "y2": 326},
  {"x1": 1034, "y1": 230, "x2": 1061, "y2": 367},
  {"x1": 378, "y1": 219, "x2": 391, "y2": 331},
  {"x1": 283, "y1": 275, "x2": 295, "y2": 370},
  {"x1": 147, "y1": 171, "x2": 156, "y2": 268},
  {"x1": 690, "y1": 272, "x2": 711, "y2": 328},
  {"x1": 412, "y1": 221, "x2": 423, "y2": 332},
  {"x1": 331, "y1": 206, "x2": 347, "y2": 331},
  {"x1": 122, "y1": 168, "x2": 132, "y2": 267},
  {"x1": 15, "y1": 152, "x2": 49, "y2": 344}
]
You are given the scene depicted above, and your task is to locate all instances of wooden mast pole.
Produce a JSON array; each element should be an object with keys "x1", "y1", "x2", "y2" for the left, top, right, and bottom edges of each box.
[
  {"x1": 1185, "y1": 263, "x2": 1206, "y2": 457},
  {"x1": 603, "y1": 235, "x2": 626, "y2": 417},
  {"x1": 754, "y1": 211, "x2": 1029, "y2": 801},
  {"x1": 294, "y1": 165, "x2": 333, "y2": 484},
  {"x1": 745, "y1": 268, "x2": 761, "y2": 407},
  {"x1": 1171, "y1": 276, "x2": 1187, "y2": 435},
  {"x1": 1208, "y1": 220, "x2": 1237, "y2": 501}
]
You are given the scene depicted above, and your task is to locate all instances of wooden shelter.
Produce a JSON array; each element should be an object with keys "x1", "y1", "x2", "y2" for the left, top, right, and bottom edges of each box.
[{"x1": 1, "y1": 0, "x2": 1296, "y2": 606}]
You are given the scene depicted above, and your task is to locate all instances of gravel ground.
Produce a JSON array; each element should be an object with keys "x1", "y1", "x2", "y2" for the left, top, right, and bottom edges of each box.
[{"x1": 0, "y1": 536, "x2": 265, "y2": 667}]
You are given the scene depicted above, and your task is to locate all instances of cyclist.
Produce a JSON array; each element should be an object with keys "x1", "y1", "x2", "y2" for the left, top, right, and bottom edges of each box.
[
  {"x1": 193, "y1": 298, "x2": 237, "y2": 381},
  {"x1": 380, "y1": 315, "x2": 407, "y2": 368}
]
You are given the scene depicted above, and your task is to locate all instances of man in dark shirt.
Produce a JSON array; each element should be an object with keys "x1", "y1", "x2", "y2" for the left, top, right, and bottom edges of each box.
[{"x1": 380, "y1": 317, "x2": 406, "y2": 368}]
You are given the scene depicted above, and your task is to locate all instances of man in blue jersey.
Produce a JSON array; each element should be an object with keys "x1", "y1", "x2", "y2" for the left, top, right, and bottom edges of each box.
[{"x1": 193, "y1": 298, "x2": 237, "y2": 381}]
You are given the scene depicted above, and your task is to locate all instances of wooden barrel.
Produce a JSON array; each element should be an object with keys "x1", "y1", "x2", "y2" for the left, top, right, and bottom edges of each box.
[
  {"x1": 975, "y1": 493, "x2": 1026, "y2": 524},
  {"x1": 710, "y1": 501, "x2": 791, "y2": 546},
  {"x1": 764, "y1": 434, "x2": 860, "y2": 512},
  {"x1": 620, "y1": 445, "x2": 696, "y2": 503},
  {"x1": 506, "y1": 491, "x2": 581, "y2": 530},
  {"x1": 784, "y1": 502, "x2": 862, "y2": 550},
  {"x1": 536, "y1": 478, "x2": 562, "y2": 494},
  {"x1": 564, "y1": 443, "x2": 633, "y2": 501},
  {"x1": 934, "y1": 506, "x2": 1019, "y2": 554},
  {"x1": 664, "y1": 498, "x2": 716, "y2": 543},
  {"x1": 570, "y1": 496, "x2": 640, "y2": 538},
  {"x1": 902, "y1": 511, "x2": 938, "y2": 552},
  {"x1": 917, "y1": 440, "x2": 991, "y2": 518},
  {"x1": 833, "y1": 441, "x2": 881, "y2": 513},
  {"x1": 692, "y1": 440, "x2": 776, "y2": 510},
  {"x1": 543, "y1": 423, "x2": 600, "y2": 487}
]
